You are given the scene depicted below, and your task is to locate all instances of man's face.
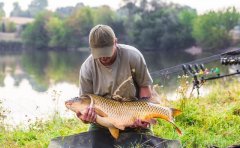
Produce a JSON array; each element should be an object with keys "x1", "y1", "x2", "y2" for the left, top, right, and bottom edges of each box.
[
  {"x1": 98, "y1": 45, "x2": 116, "y2": 66},
  {"x1": 99, "y1": 56, "x2": 112, "y2": 65},
  {"x1": 97, "y1": 38, "x2": 117, "y2": 66}
]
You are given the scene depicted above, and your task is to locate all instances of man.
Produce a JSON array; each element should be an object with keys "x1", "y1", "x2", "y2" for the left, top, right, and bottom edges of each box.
[{"x1": 78, "y1": 24, "x2": 153, "y2": 132}]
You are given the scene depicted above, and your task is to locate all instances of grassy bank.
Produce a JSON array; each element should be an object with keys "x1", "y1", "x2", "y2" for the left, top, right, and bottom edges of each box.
[
  {"x1": 0, "y1": 117, "x2": 88, "y2": 147},
  {"x1": 154, "y1": 79, "x2": 240, "y2": 147},
  {"x1": 0, "y1": 79, "x2": 240, "y2": 147}
]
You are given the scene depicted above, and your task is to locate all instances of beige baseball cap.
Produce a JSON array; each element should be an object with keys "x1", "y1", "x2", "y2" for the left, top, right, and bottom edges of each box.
[{"x1": 89, "y1": 24, "x2": 115, "y2": 59}]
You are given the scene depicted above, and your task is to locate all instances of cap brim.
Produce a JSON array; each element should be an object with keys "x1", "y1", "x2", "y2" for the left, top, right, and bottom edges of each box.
[{"x1": 91, "y1": 46, "x2": 113, "y2": 59}]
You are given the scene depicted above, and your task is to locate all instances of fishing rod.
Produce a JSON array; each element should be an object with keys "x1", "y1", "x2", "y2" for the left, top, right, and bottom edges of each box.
[
  {"x1": 181, "y1": 48, "x2": 240, "y2": 96},
  {"x1": 150, "y1": 48, "x2": 240, "y2": 79},
  {"x1": 150, "y1": 48, "x2": 240, "y2": 95}
]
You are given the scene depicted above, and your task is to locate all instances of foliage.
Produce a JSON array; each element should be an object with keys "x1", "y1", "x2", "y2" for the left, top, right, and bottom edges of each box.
[
  {"x1": 45, "y1": 16, "x2": 67, "y2": 48},
  {"x1": 192, "y1": 7, "x2": 240, "y2": 50},
  {"x1": 65, "y1": 6, "x2": 94, "y2": 48},
  {"x1": 92, "y1": 6, "x2": 116, "y2": 25},
  {"x1": 21, "y1": 50, "x2": 49, "y2": 91},
  {"x1": 177, "y1": 8, "x2": 197, "y2": 48},
  {"x1": 20, "y1": 50, "x2": 88, "y2": 91},
  {"x1": 22, "y1": 11, "x2": 53, "y2": 49},
  {"x1": 10, "y1": 2, "x2": 29, "y2": 17},
  {"x1": 130, "y1": 1, "x2": 197, "y2": 51},
  {"x1": 117, "y1": 1, "x2": 141, "y2": 43},
  {"x1": 9, "y1": 0, "x2": 48, "y2": 18},
  {"x1": 0, "y1": 115, "x2": 87, "y2": 147},
  {"x1": 27, "y1": 0, "x2": 48, "y2": 17},
  {"x1": 0, "y1": 2, "x2": 5, "y2": 18},
  {"x1": 19, "y1": 1, "x2": 240, "y2": 51},
  {"x1": 1, "y1": 21, "x2": 17, "y2": 33},
  {"x1": 154, "y1": 78, "x2": 240, "y2": 147},
  {"x1": 45, "y1": 51, "x2": 85, "y2": 84},
  {"x1": 92, "y1": 6, "x2": 126, "y2": 42}
]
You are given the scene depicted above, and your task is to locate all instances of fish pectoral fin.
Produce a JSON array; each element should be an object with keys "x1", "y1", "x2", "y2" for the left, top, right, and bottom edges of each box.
[
  {"x1": 95, "y1": 108, "x2": 108, "y2": 117},
  {"x1": 108, "y1": 127, "x2": 119, "y2": 139}
]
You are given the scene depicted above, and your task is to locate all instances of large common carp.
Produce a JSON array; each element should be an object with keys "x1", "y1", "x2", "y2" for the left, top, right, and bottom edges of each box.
[{"x1": 65, "y1": 94, "x2": 182, "y2": 139}]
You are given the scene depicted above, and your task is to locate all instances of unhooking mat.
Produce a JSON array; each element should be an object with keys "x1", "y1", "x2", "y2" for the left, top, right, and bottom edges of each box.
[{"x1": 48, "y1": 130, "x2": 181, "y2": 148}]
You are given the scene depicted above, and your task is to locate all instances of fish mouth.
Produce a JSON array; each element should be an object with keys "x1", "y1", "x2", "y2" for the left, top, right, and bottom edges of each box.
[{"x1": 65, "y1": 97, "x2": 80, "y2": 104}]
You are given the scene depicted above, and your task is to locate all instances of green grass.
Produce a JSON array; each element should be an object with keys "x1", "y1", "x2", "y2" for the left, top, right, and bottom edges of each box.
[
  {"x1": 154, "y1": 79, "x2": 240, "y2": 147},
  {"x1": 0, "y1": 79, "x2": 240, "y2": 147},
  {"x1": 0, "y1": 116, "x2": 88, "y2": 148}
]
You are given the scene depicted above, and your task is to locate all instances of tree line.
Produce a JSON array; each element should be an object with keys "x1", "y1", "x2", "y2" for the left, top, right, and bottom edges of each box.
[{"x1": 1, "y1": 0, "x2": 240, "y2": 51}]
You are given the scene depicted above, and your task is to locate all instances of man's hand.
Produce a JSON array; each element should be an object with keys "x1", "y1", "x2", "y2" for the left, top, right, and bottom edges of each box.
[
  {"x1": 76, "y1": 107, "x2": 97, "y2": 124},
  {"x1": 130, "y1": 119, "x2": 157, "y2": 128},
  {"x1": 130, "y1": 119, "x2": 150, "y2": 128}
]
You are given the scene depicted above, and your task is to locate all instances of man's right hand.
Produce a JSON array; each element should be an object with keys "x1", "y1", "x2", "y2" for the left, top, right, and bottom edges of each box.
[{"x1": 76, "y1": 107, "x2": 97, "y2": 123}]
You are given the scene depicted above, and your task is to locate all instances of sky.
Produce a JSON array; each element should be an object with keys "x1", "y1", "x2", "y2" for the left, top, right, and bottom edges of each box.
[{"x1": 1, "y1": 0, "x2": 240, "y2": 17}]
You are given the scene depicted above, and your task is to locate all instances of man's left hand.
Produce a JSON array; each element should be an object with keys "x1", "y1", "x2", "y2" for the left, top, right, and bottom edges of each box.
[{"x1": 130, "y1": 119, "x2": 150, "y2": 128}]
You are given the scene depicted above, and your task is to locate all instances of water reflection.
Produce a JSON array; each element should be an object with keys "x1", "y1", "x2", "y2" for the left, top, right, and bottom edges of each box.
[
  {"x1": 20, "y1": 50, "x2": 90, "y2": 91},
  {"x1": 1, "y1": 73, "x2": 79, "y2": 127},
  {"x1": 143, "y1": 50, "x2": 196, "y2": 72},
  {"x1": 0, "y1": 50, "x2": 90, "y2": 127}
]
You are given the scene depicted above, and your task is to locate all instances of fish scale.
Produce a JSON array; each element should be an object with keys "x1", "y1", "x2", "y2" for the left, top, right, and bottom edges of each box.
[{"x1": 65, "y1": 94, "x2": 182, "y2": 139}]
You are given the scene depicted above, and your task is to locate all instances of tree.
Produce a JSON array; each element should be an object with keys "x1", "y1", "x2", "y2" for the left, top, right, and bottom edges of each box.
[
  {"x1": 45, "y1": 16, "x2": 67, "y2": 48},
  {"x1": 117, "y1": 2, "x2": 141, "y2": 43},
  {"x1": 65, "y1": 6, "x2": 94, "y2": 47},
  {"x1": 0, "y1": 2, "x2": 5, "y2": 32},
  {"x1": 27, "y1": 0, "x2": 48, "y2": 17},
  {"x1": 132, "y1": 1, "x2": 196, "y2": 51},
  {"x1": 92, "y1": 6, "x2": 115, "y2": 25},
  {"x1": 10, "y1": 2, "x2": 22, "y2": 17},
  {"x1": 0, "y1": 2, "x2": 5, "y2": 18},
  {"x1": 22, "y1": 11, "x2": 52, "y2": 49},
  {"x1": 192, "y1": 7, "x2": 240, "y2": 50},
  {"x1": 177, "y1": 8, "x2": 197, "y2": 48},
  {"x1": 55, "y1": 6, "x2": 75, "y2": 18}
]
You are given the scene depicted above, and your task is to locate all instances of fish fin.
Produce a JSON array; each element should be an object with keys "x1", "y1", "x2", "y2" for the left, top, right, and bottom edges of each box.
[
  {"x1": 110, "y1": 122, "x2": 125, "y2": 130},
  {"x1": 143, "y1": 114, "x2": 163, "y2": 120},
  {"x1": 176, "y1": 126, "x2": 182, "y2": 135},
  {"x1": 96, "y1": 116, "x2": 114, "y2": 128},
  {"x1": 108, "y1": 127, "x2": 119, "y2": 139},
  {"x1": 170, "y1": 121, "x2": 182, "y2": 135},
  {"x1": 171, "y1": 108, "x2": 182, "y2": 117},
  {"x1": 95, "y1": 108, "x2": 108, "y2": 117},
  {"x1": 106, "y1": 118, "x2": 126, "y2": 130},
  {"x1": 113, "y1": 123, "x2": 125, "y2": 130}
]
